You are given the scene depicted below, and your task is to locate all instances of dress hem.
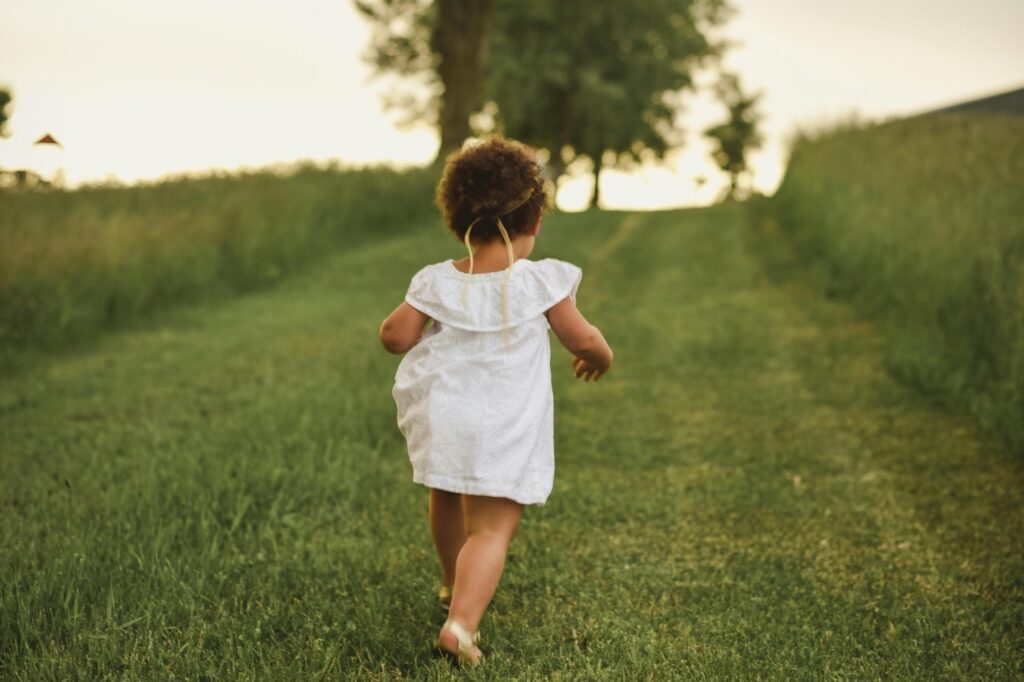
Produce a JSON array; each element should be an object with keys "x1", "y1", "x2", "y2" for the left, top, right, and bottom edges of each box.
[{"x1": 412, "y1": 473, "x2": 550, "y2": 506}]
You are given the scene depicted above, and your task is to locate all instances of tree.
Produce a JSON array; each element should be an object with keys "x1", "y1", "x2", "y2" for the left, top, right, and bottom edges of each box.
[
  {"x1": 354, "y1": 0, "x2": 734, "y2": 207},
  {"x1": 484, "y1": 0, "x2": 731, "y2": 208},
  {"x1": 703, "y1": 72, "x2": 762, "y2": 200},
  {"x1": 0, "y1": 86, "x2": 11, "y2": 138},
  {"x1": 355, "y1": 0, "x2": 495, "y2": 159}
]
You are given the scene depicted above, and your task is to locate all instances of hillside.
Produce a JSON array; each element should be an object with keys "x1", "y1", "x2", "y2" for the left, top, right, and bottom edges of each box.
[{"x1": 764, "y1": 112, "x2": 1024, "y2": 452}]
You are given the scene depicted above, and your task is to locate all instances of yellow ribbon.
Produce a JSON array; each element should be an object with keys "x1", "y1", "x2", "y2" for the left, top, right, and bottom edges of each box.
[{"x1": 461, "y1": 216, "x2": 516, "y2": 352}]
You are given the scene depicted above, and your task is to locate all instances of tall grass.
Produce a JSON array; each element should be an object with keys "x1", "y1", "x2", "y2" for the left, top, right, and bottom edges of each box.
[
  {"x1": 0, "y1": 163, "x2": 436, "y2": 361},
  {"x1": 761, "y1": 113, "x2": 1024, "y2": 452}
]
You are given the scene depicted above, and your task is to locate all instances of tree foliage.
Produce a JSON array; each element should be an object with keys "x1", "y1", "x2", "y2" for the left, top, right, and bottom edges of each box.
[
  {"x1": 486, "y1": 0, "x2": 731, "y2": 207},
  {"x1": 704, "y1": 72, "x2": 763, "y2": 200},
  {"x1": 354, "y1": 0, "x2": 495, "y2": 158},
  {"x1": 354, "y1": 0, "x2": 437, "y2": 126},
  {"x1": 0, "y1": 87, "x2": 12, "y2": 138},
  {"x1": 354, "y1": 0, "x2": 734, "y2": 206}
]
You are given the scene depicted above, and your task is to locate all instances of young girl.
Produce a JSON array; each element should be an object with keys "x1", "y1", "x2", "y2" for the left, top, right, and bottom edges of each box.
[{"x1": 379, "y1": 137, "x2": 614, "y2": 666}]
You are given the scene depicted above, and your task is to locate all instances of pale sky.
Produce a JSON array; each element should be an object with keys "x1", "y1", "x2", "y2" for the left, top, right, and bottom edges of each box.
[{"x1": 1, "y1": 0, "x2": 1022, "y2": 209}]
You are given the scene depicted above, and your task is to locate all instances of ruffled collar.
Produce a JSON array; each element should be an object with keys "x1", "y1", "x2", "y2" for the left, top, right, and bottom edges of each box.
[
  {"x1": 441, "y1": 258, "x2": 531, "y2": 280},
  {"x1": 404, "y1": 258, "x2": 581, "y2": 333}
]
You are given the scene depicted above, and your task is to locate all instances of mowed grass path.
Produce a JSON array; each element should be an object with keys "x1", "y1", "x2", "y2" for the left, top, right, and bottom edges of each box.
[{"x1": 2, "y1": 204, "x2": 1021, "y2": 679}]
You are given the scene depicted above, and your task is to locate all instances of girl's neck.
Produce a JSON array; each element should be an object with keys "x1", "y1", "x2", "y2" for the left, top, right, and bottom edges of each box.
[{"x1": 454, "y1": 235, "x2": 534, "y2": 274}]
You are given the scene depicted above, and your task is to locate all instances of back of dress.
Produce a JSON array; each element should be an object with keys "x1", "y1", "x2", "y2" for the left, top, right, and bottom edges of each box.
[{"x1": 392, "y1": 257, "x2": 582, "y2": 505}]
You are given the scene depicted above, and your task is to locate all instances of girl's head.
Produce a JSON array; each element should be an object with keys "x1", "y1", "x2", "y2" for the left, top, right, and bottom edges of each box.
[{"x1": 435, "y1": 136, "x2": 551, "y2": 246}]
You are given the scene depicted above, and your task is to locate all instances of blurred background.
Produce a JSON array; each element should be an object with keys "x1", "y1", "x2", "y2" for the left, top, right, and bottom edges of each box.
[{"x1": 2, "y1": 0, "x2": 1021, "y2": 208}]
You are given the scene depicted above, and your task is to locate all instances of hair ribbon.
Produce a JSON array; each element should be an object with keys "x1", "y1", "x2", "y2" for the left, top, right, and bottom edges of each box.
[{"x1": 459, "y1": 185, "x2": 536, "y2": 352}]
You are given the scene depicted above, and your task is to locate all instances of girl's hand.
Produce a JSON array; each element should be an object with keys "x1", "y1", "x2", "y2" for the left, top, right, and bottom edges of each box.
[{"x1": 572, "y1": 356, "x2": 607, "y2": 382}]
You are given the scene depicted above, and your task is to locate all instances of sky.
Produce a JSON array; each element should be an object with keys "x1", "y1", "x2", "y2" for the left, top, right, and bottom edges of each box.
[{"x1": 1, "y1": 0, "x2": 1022, "y2": 209}]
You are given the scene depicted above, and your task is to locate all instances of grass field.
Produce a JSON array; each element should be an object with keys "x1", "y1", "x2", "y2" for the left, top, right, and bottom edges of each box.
[
  {"x1": 0, "y1": 164, "x2": 434, "y2": 362},
  {"x1": 2, "y1": 205, "x2": 1022, "y2": 679},
  {"x1": 766, "y1": 113, "x2": 1024, "y2": 453}
]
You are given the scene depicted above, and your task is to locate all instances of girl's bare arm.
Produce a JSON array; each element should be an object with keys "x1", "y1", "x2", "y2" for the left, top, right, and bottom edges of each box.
[
  {"x1": 545, "y1": 296, "x2": 613, "y2": 372},
  {"x1": 379, "y1": 302, "x2": 430, "y2": 354}
]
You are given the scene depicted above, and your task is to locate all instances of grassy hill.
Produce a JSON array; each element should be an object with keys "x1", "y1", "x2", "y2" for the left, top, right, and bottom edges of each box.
[
  {"x1": 0, "y1": 163, "x2": 435, "y2": 369},
  {"x1": 760, "y1": 113, "x2": 1024, "y2": 453},
  {"x1": 2, "y1": 205, "x2": 1020, "y2": 678}
]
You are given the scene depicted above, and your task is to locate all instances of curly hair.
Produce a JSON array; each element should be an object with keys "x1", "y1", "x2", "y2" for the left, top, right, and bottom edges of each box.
[{"x1": 435, "y1": 136, "x2": 550, "y2": 245}]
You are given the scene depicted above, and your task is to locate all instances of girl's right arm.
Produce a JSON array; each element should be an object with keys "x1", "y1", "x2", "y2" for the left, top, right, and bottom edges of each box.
[
  {"x1": 379, "y1": 302, "x2": 430, "y2": 354},
  {"x1": 545, "y1": 296, "x2": 614, "y2": 381}
]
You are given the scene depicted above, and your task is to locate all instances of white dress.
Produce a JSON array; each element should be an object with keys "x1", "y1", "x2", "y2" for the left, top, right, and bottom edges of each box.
[{"x1": 392, "y1": 257, "x2": 583, "y2": 505}]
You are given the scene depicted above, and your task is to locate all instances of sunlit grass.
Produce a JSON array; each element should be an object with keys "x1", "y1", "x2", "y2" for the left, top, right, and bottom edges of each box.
[
  {"x1": 0, "y1": 163, "x2": 436, "y2": 366},
  {"x1": 2, "y1": 205, "x2": 1020, "y2": 678}
]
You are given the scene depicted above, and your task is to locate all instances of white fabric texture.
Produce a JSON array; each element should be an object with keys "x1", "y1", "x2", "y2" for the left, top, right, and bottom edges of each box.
[{"x1": 392, "y1": 257, "x2": 583, "y2": 505}]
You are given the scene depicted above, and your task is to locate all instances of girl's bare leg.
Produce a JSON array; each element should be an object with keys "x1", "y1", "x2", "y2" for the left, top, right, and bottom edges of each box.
[
  {"x1": 429, "y1": 488, "x2": 466, "y2": 588},
  {"x1": 437, "y1": 494, "x2": 524, "y2": 661}
]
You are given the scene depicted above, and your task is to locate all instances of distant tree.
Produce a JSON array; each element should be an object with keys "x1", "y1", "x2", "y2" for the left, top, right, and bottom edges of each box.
[
  {"x1": 704, "y1": 72, "x2": 763, "y2": 200},
  {"x1": 485, "y1": 1, "x2": 731, "y2": 208},
  {"x1": 354, "y1": 0, "x2": 496, "y2": 159},
  {"x1": 354, "y1": 1, "x2": 733, "y2": 207},
  {"x1": 0, "y1": 86, "x2": 12, "y2": 138}
]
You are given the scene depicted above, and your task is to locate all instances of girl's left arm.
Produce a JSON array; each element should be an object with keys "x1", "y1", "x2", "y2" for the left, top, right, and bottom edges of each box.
[{"x1": 379, "y1": 302, "x2": 431, "y2": 354}]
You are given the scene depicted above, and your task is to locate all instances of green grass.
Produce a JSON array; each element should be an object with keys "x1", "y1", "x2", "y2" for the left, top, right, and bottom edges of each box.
[
  {"x1": 0, "y1": 163, "x2": 435, "y2": 364},
  {"x1": 764, "y1": 113, "x2": 1024, "y2": 453},
  {"x1": 2, "y1": 205, "x2": 1022, "y2": 679}
]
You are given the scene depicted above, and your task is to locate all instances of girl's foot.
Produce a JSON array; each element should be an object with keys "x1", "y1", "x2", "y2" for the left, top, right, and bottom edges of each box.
[
  {"x1": 438, "y1": 585, "x2": 452, "y2": 613},
  {"x1": 434, "y1": 620, "x2": 482, "y2": 667}
]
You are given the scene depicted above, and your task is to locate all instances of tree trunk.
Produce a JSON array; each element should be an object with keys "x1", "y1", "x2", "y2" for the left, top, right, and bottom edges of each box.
[
  {"x1": 589, "y1": 154, "x2": 603, "y2": 210},
  {"x1": 436, "y1": 0, "x2": 496, "y2": 160},
  {"x1": 545, "y1": 155, "x2": 565, "y2": 206}
]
